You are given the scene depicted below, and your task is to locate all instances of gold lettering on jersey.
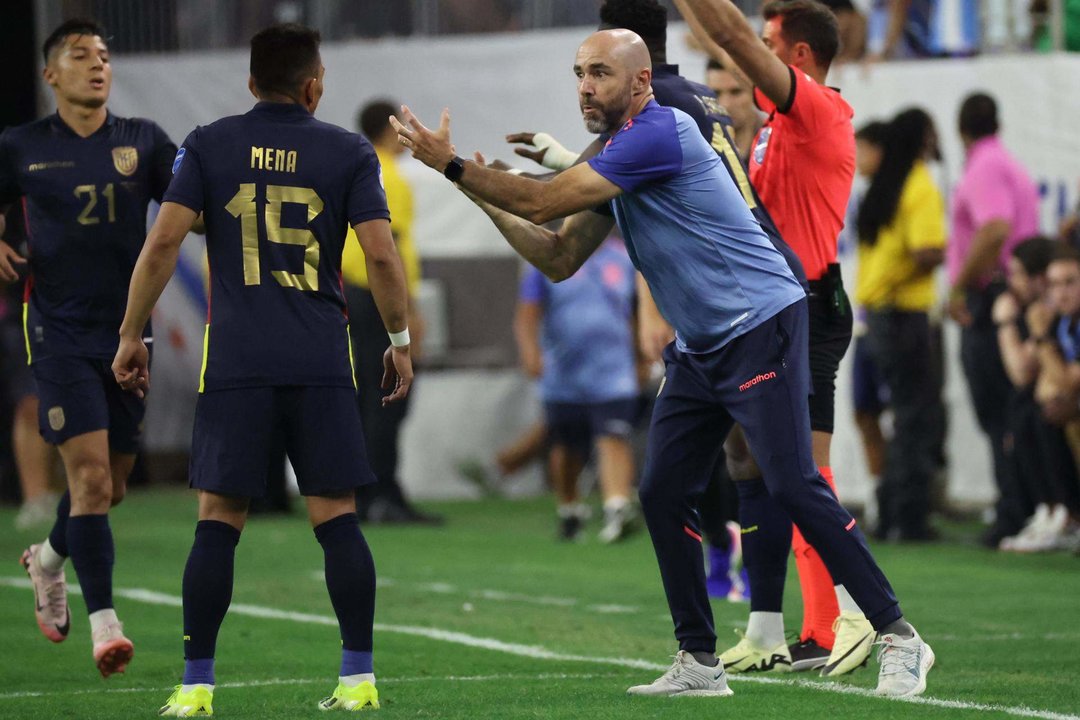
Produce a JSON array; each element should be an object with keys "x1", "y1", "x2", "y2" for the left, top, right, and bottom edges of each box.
[
  {"x1": 27, "y1": 161, "x2": 76, "y2": 172},
  {"x1": 250, "y1": 146, "x2": 298, "y2": 173},
  {"x1": 112, "y1": 146, "x2": 139, "y2": 176}
]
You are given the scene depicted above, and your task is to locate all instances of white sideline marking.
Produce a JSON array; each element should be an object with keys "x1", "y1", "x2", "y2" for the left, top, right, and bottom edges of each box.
[
  {"x1": 0, "y1": 673, "x2": 612, "y2": 701},
  {"x1": 2, "y1": 577, "x2": 1078, "y2": 720},
  {"x1": 317, "y1": 572, "x2": 643, "y2": 615}
]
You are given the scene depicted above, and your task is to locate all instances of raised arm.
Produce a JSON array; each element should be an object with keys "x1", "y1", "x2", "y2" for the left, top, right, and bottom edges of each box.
[{"x1": 673, "y1": 0, "x2": 794, "y2": 109}]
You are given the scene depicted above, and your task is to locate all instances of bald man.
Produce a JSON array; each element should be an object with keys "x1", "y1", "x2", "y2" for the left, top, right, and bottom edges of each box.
[{"x1": 393, "y1": 29, "x2": 933, "y2": 699}]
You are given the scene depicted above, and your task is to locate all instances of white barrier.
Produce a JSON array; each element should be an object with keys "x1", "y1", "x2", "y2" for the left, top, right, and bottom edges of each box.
[{"x1": 95, "y1": 26, "x2": 1080, "y2": 505}]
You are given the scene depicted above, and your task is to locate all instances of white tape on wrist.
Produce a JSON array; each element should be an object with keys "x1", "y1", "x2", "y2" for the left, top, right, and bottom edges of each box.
[
  {"x1": 532, "y1": 132, "x2": 579, "y2": 171},
  {"x1": 388, "y1": 328, "x2": 411, "y2": 347}
]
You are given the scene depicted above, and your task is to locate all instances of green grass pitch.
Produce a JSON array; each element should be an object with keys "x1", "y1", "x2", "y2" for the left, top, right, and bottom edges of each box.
[{"x1": 1, "y1": 489, "x2": 1078, "y2": 719}]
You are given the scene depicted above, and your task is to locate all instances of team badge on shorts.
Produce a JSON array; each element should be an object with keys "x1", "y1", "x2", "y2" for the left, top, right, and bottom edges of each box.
[
  {"x1": 112, "y1": 146, "x2": 139, "y2": 176},
  {"x1": 48, "y1": 406, "x2": 65, "y2": 431}
]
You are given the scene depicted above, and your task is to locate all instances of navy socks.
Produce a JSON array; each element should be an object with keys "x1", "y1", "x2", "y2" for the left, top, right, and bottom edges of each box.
[
  {"x1": 182, "y1": 520, "x2": 241, "y2": 684},
  {"x1": 67, "y1": 513, "x2": 114, "y2": 614},
  {"x1": 314, "y1": 513, "x2": 376, "y2": 671},
  {"x1": 47, "y1": 491, "x2": 72, "y2": 557}
]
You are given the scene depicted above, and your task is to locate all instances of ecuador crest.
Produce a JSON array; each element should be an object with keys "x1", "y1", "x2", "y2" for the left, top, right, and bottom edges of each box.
[{"x1": 112, "y1": 146, "x2": 139, "y2": 176}]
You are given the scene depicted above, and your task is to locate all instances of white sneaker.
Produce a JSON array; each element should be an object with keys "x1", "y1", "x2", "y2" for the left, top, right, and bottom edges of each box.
[
  {"x1": 20, "y1": 544, "x2": 70, "y2": 643},
  {"x1": 626, "y1": 651, "x2": 734, "y2": 697},
  {"x1": 598, "y1": 502, "x2": 637, "y2": 544},
  {"x1": 92, "y1": 621, "x2": 134, "y2": 678},
  {"x1": 719, "y1": 632, "x2": 792, "y2": 673},
  {"x1": 820, "y1": 611, "x2": 875, "y2": 677},
  {"x1": 875, "y1": 629, "x2": 934, "y2": 697},
  {"x1": 14, "y1": 494, "x2": 59, "y2": 531}
]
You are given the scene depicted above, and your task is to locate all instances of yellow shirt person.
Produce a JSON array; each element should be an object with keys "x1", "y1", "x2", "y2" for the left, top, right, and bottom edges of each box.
[
  {"x1": 341, "y1": 147, "x2": 421, "y2": 295},
  {"x1": 855, "y1": 161, "x2": 945, "y2": 312}
]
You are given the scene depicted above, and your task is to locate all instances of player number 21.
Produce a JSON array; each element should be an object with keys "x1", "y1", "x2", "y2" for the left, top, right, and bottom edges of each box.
[
  {"x1": 74, "y1": 183, "x2": 117, "y2": 225},
  {"x1": 225, "y1": 183, "x2": 323, "y2": 291}
]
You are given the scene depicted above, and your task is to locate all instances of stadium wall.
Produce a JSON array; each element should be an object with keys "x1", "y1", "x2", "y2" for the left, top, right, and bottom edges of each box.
[{"x1": 95, "y1": 26, "x2": 1080, "y2": 507}]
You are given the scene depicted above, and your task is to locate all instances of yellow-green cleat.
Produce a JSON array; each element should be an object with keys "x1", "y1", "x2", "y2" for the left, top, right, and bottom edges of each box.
[
  {"x1": 318, "y1": 681, "x2": 379, "y2": 711},
  {"x1": 159, "y1": 684, "x2": 213, "y2": 717}
]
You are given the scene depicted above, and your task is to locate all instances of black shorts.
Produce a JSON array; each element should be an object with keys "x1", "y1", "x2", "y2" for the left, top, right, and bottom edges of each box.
[
  {"x1": 806, "y1": 288, "x2": 853, "y2": 434},
  {"x1": 190, "y1": 386, "x2": 374, "y2": 498},
  {"x1": 544, "y1": 397, "x2": 639, "y2": 458},
  {"x1": 33, "y1": 355, "x2": 146, "y2": 453}
]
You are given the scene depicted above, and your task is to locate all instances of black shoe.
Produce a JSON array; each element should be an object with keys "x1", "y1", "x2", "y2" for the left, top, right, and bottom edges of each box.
[
  {"x1": 365, "y1": 498, "x2": 445, "y2": 526},
  {"x1": 788, "y1": 638, "x2": 831, "y2": 672},
  {"x1": 558, "y1": 514, "x2": 584, "y2": 542}
]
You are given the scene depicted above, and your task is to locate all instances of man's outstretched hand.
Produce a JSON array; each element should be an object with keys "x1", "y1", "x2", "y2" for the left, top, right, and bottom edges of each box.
[{"x1": 390, "y1": 105, "x2": 456, "y2": 173}]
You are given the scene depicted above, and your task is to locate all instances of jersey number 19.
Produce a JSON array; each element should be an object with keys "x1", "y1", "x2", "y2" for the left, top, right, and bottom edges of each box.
[{"x1": 225, "y1": 184, "x2": 323, "y2": 291}]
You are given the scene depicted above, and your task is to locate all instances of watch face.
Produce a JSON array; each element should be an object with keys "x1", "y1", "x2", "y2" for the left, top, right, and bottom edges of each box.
[{"x1": 445, "y1": 156, "x2": 465, "y2": 181}]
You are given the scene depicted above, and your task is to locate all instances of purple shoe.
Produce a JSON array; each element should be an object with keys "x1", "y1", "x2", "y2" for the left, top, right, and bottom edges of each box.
[{"x1": 706, "y1": 545, "x2": 733, "y2": 599}]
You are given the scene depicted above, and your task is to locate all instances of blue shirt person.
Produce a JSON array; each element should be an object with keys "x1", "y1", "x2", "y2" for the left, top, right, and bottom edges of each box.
[{"x1": 394, "y1": 27, "x2": 927, "y2": 698}]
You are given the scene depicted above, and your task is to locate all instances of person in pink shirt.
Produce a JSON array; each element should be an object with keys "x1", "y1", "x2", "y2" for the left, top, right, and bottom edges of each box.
[{"x1": 947, "y1": 92, "x2": 1041, "y2": 548}]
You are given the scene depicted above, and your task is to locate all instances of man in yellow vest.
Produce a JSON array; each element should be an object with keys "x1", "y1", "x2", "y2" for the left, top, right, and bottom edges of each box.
[{"x1": 342, "y1": 100, "x2": 439, "y2": 525}]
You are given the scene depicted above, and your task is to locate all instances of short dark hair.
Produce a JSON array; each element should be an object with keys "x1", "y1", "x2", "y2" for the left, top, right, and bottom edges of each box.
[
  {"x1": 43, "y1": 18, "x2": 107, "y2": 63},
  {"x1": 249, "y1": 23, "x2": 322, "y2": 98},
  {"x1": 1012, "y1": 236, "x2": 1057, "y2": 277},
  {"x1": 855, "y1": 120, "x2": 888, "y2": 145},
  {"x1": 598, "y1": 0, "x2": 667, "y2": 61},
  {"x1": 958, "y1": 92, "x2": 999, "y2": 141},
  {"x1": 358, "y1": 99, "x2": 397, "y2": 142},
  {"x1": 763, "y1": 0, "x2": 840, "y2": 69},
  {"x1": 1050, "y1": 242, "x2": 1080, "y2": 268}
]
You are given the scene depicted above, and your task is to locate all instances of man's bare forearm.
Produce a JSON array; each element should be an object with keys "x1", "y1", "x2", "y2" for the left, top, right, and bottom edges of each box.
[
  {"x1": 471, "y1": 196, "x2": 582, "y2": 281},
  {"x1": 459, "y1": 162, "x2": 565, "y2": 226},
  {"x1": 120, "y1": 234, "x2": 181, "y2": 339},
  {"x1": 364, "y1": 254, "x2": 410, "y2": 334}
]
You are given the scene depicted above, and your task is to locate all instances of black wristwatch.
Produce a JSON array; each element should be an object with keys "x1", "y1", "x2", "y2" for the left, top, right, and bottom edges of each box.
[{"x1": 443, "y1": 155, "x2": 465, "y2": 182}]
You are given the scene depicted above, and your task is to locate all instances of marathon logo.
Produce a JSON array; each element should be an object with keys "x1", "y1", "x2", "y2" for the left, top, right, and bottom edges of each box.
[{"x1": 738, "y1": 371, "x2": 776, "y2": 392}]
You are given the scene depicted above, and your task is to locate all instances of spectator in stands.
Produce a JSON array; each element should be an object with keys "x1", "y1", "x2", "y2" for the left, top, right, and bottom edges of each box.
[
  {"x1": 342, "y1": 100, "x2": 440, "y2": 525},
  {"x1": 1032, "y1": 0, "x2": 1080, "y2": 52},
  {"x1": 704, "y1": 57, "x2": 762, "y2": 161},
  {"x1": 994, "y1": 237, "x2": 1080, "y2": 552},
  {"x1": 819, "y1": 0, "x2": 868, "y2": 61},
  {"x1": 947, "y1": 91, "x2": 1041, "y2": 547},
  {"x1": 867, "y1": 0, "x2": 979, "y2": 59},
  {"x1": 855, "y1": 108, "x2": 946, "y2": 541},
  {"x1": 513, "y1": 236, "x2": 640, "y2": 543}
]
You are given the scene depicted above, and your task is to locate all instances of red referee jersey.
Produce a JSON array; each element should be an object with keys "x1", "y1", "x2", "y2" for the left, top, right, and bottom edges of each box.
[{"x1": 749, "y1": 67, "x2": 855, "y2": 281}]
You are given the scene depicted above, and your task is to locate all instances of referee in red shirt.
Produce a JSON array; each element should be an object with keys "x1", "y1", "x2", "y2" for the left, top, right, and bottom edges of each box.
[{"x1": 677, "y1": 0, "x2": 875, "y2": 676}]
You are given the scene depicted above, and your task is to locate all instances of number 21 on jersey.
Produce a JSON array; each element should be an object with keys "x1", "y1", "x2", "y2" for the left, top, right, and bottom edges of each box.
[{"x1": 225, "y1": 184, "x2": 323, "y2": 291}]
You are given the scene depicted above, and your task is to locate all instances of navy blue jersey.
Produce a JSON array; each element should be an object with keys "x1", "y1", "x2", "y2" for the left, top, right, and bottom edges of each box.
[
  {"x1": 164, "y1": 102, "x2": 389, "y2": 391},
  {"x1": 651, "y1": 64, "x2": 807, "y2": 291},
  {"x1": 0, "y1": 114, "x2": 175, "y2": 361}
]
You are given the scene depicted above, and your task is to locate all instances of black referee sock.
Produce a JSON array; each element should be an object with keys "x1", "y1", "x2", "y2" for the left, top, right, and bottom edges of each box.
[
  {"x1": 736, "y1": 478, "x2": 792, "y2": 613},
  {"x1": 183, "y1": 520, "x2": 241, "y2": 662},
  {"x1": 67, "y1": 513, "x2": 114, "y2": 613},
  {"x1": 315, "y1": 513, "x2": 376, "y2": 655}
]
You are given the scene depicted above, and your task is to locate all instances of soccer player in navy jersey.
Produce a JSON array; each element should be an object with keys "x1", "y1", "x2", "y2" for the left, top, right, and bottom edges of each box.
[
  {"x1": 111, "y1": 24, "x2": 412, "y2": 716},
  {"x1": 395, "y1": 27, "x2": 933, "y2": 698},
  {"x1": 0, "y1": 18, "x2": 177, "y2": 678}
]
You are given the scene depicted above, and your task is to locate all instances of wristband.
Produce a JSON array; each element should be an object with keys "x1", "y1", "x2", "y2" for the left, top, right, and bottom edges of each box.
[
  {"x1": 532, "y1": 132, "x2": 579, "y2": 171},
  {"x1": 388, "y1": 328, "x2": 410, "y2": 347}
]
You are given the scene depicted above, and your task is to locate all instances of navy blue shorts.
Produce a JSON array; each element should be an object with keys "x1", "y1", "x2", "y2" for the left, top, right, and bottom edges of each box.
[
  {"x1": 851, "y1": 334, "x2": 889, "y2": 415},
  {"x1": 190, "y1": 386, "x2": 375, "y2": 498},
  {"x1": 1, "y1": 323, "x2": 35, "y2": 403},
  {"x1": 33, "y1": 355, "x2": 145, "y2": 453},
  {"x1": 544, "y1": 397, "x2": 639, "y2": 457}
]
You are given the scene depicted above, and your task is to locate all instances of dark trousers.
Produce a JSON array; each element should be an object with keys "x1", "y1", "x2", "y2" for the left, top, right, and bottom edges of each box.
[
  {"x1": 345, "y1": 285, "x2": 412, "y2": 509},
  {"x1": 1007, "y1": 391, "x2": 1080, "y2": 514},
  {"x1": 960, "y1": 283, "x2": 1025, "y2": 538},
  {"x1": 866, "y1": 309, "x2": 939, "y2": 538},
  {"x1": 639, "y1": 300, "x2": 900, "y2": 653}
]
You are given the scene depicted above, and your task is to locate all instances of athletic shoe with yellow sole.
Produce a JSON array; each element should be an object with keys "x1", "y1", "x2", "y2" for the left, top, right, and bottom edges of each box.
[
  {"x1": 159, "y1": 684, "x2": 214, "y2": 717},
  {"x1": 820, "y1": 611, "x2": 875, "y2": 677},
  {"x1": 318, "y1": 681, "x2": 380, "y2": 711},
  {"x1": 19, "y1": 544, "x2": 70, "y2": 643},
  {"x1": 719, "y1": 632, "x2": 792, "y2": 673}
]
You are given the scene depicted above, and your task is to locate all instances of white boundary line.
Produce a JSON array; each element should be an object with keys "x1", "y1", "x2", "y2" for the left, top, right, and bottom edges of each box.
[
  {"x1": 2, "y1": 577, "x2": 1078, "y2": 720},
  {"x1": 0, "y1": 673, "x2": 613, "y2": 701}
]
